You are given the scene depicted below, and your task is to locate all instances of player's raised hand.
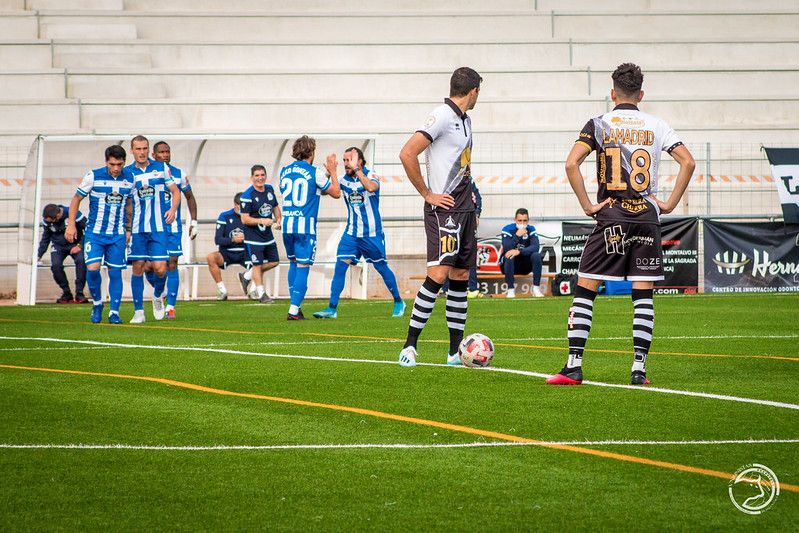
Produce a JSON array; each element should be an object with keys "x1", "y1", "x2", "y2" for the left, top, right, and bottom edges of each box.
[
  {"x1": 325, "y1": 153, "x2": 338, "y2": 176},
  {"x1": 424, "y1": 191, "x2": 455, "y2": 209},
  {"x1": 583, "y1": 198, "x2": 610, "y2": 217}
]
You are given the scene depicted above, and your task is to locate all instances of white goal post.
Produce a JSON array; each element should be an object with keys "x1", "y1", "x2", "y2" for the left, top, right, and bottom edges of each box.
[{"x1": 17, "y1": 133, "x2": 377, "y2": 305}]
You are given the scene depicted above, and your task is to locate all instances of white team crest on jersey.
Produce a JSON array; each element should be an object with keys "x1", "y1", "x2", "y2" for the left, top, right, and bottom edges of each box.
[
  {"x1": 444, "y1": 216, "x2": 456, "y2": 228},
  {"x1": 424, "y1": 115, "x2": 436, "y2": 128}
]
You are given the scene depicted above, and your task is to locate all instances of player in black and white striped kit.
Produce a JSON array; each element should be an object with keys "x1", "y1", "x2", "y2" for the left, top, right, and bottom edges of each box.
[
  {"x1": 398, "y1": 67, "x2": 482, "y2": 367},
  {"x1": 547, "y1": 63, "x2": 695, "y2": 386}
]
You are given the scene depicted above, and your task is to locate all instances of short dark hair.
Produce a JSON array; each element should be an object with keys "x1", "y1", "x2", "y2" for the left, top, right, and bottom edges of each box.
[
  {"x1": 292, "y1": 135, "x2": 316, "y2": 161},
  {"x1": 450, "y1": 67, "x2": 482, "y2": 97},
  {"x1": 42, "y1": 204, "x2": 60, "y2": 219},
  {"x1": 251, "y1": 164, "x2": 266, "y2": 176},
  {"x1": 234, "y1": 192, "x2": 242, "y2": 205},
  {"x1": 612, "y1": 63, "x2": 644, "y2": 95},
  {"x1": 130, "y1": 135, "x2": 149, "y2": 146},
  {"x1": 515, "y1": 208, "x2": 529, "y2": 218},
  {"x1": 105, "y1": 145, "x2": 126, "y2": 161},
  {"x1": 153, "y1": 141, "x2": 169, "y2": 151},
  {"x1": 345, "y1": 146, "x2": 366, "y2": 167}
]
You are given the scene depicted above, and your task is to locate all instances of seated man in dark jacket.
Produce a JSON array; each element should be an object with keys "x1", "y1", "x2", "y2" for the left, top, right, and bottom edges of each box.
[
  {"x1": 206, "y1": 193, "x2": 252, "y2": 300},
  {"x1": 500, "y1": 208, "x2": 543, "y2": 298},
  {"x1": 38, "y1": 203, "x2": 87, "y2": 303}
]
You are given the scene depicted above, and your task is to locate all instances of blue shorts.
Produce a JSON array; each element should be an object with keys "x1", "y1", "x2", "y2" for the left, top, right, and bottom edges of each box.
[
  {"x1": 246, "y1": 242, "x2": 280, "y2": 266},
  {"x1": 129, "y1": 232, "x2": 169, "y2": 262},
  {"x1": 220, "y1": 248, "x2": 248, "y2": 269},
  {"x1": 283, "y1": 233, "x2": 317, "y2": 265},
  {"x1": 336, "y1": 232, "x2": 387, "y2": 263},
  {"x1": 167, "y1": 232, "x2": 183, "y2": 258},
  {"x1": 84, "y1": 233, "x2": 127, "y2": 269}
]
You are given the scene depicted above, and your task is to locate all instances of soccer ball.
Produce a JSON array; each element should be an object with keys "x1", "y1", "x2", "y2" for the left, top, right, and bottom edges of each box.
[{"x1": 458, "y1": 333, "x2": 495, "y2": 367}]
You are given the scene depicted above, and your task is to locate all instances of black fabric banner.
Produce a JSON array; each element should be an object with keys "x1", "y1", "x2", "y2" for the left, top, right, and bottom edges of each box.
[
  {"x1": 763, "y1": 147, "x2": 799, "y2": 224},
  {"x1": 703, "y1": 220, "x2": 799, "y2": 293},
  {"x1": 561, "y1": 218, "x2": 699, "y2": 294},
  {"x1": 659, "y1": 217, "x2": 699, "y2": 294}
]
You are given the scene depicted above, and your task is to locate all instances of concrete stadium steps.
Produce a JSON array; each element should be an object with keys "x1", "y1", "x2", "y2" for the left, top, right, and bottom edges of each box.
[
  {"x1": 2, "y1": 96, "x2": 799, "y2": 139},
  {"x1": 535, "y1": 0, "x2": 799, "y2": 13},
  {"x1": 43, "y1": 40, "x2": 799, "y2": 71},
  {"x1": 66, "y1": 96, "x2": 799, "y2": 133},
  {"x1": 29, "y1": 0, "x2": 123, "y2": 8},
  {"x1": 549, "y1": 12, "x2": 799, "y2": 40},
  {"x1": 0, "y1": 69, "x2": 64, "y2": 99},
  {"x1": 0, "y1": 12, "x2": 38, "y2": 38},
  {"x1": 28, "y1": 10, "x2": 799, "y2": 42},
  {"x1": 38, "y1": 67, "x2": 799, "y2": 101},
  {"x1": 35, "y1": 12, "x2": 548, "y2": 43},
  {"x1": 8, "y1": 38, "x2": 798, "y2": 71},
  {"x1": 0, "y1": 100, "x2": 79, "y2": 133},
  {"x1": 123, "y1": 0, "x2": 535, "y2": 12}
]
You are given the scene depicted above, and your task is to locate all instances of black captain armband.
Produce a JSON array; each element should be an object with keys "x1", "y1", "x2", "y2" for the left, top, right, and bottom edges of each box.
[{"x1": 666, "y1": 142, "x2": 684, "y2": 154}]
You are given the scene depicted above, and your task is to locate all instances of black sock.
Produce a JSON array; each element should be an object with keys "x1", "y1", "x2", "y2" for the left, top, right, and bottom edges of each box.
[
  {"x1": 445, "y1": 279, "x2": 468, "y2": 355},
  {"x1": 404, "y1": 276, "x2": 443, "y2": 349}
]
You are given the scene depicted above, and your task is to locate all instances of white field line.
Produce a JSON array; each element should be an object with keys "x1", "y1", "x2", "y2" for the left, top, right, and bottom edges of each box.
[
  {"x1": 500, "y1": 334, "x2": 799, "y2": 341},
  {"x1": 0, "y1": 346, "x2": 115, "y2": 352},
  {"x1": 193, "y1": 340, "x2": 396, "y2": 347},
  {"x1": 1, "y1": 335, "x2": 798, "y2": 412},
  {"x1": 1, "y1": 439, "x2": 797, "y2": 451}
]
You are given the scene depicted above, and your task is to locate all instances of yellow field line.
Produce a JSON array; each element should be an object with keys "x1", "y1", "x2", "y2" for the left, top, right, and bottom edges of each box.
[
  {"x1": 1, "y1": 362, "x2": 796, "y2": 493},
  {"x1": 0, "y1": 317, "x2": 795, "y2": 363}
]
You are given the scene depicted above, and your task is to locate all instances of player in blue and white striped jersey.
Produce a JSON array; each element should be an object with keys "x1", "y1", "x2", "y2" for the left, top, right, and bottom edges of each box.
[
  {"x1": 279, "y1": 135, "x2": 340, "y2": 320},
  {"x1": 65, "y1": 145, "x2": 134, "y2": 324},
  {"x1": 149, "y1": 141, "x2": 198, "y2": 319},
  {"x1": 313, "y1": 147, "x2": 404, "y2": 319},
  {"x1": 125, "y1": 135, "x2": 180, "y2": 324}
]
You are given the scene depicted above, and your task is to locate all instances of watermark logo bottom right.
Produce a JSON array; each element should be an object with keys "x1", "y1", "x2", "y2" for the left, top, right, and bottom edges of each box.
[{"x1": 728, "y1": 463, "x2": 780, "y2": 515}]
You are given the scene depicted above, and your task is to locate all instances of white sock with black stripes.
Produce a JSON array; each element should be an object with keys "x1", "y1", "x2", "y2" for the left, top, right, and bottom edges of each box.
[
  {"x1": 631, "y1": 288, "x2": 654, "y2": 372},
  {"x1": 404, "y1": 277, "x2": 443, "y2": 349},
  {"x1": 446, "y1": 279, "x2": 468, "y2": 355},
  {"x1": 565, "y1": 285, "x2": 598, "y2": 369}
]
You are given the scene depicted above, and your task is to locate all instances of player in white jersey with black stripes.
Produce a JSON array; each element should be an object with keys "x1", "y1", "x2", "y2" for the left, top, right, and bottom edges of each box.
[
  {"x1": 125, "y1": 135, "x2": 181, "y2": 324},
  {"x1": 547, "y1": 63, "x2": 695, "y2": 386},
  {"x1": 398, "y1": 67, "x2": 482, "y2": 367}
]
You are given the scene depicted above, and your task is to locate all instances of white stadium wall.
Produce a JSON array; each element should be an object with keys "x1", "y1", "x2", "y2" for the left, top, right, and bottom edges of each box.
[{"x1": 0, "y1": 0, "x2": 797, "y2": 300}]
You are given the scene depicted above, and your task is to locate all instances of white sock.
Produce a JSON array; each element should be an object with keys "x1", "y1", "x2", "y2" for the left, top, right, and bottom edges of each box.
[
  {"x1": 109, "y1": 310, "x2": 118, "y2": 316},
  {"x1": 289, "y1": 304, "x2": 300, "y2": 315},
  {"x1": 93, "y1": 300, "x2": 102, "y2": 306},
  {"x1": 217, "y1": 282, "x2": 227, "y2": 293},
  {"x1": 243, "y1": 269, "x2": 253, "y2": 281},
  {"x1": 256, "y1": 285, "x2": 265, "y2": 297}
]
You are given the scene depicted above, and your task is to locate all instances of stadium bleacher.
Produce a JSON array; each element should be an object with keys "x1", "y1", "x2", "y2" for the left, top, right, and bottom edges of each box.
[{"x1": 0, "y1": 0, "x2": 796, "y2": 299}]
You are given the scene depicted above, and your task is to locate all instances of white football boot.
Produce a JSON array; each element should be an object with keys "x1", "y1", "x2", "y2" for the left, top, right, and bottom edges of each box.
[
  {"x1": 130, "y1": 309, "x2": 146, "y2": 324},
  {"x1": 399, "y1": 346, "x2": 417, "y2": 367},
  {"x1": 152, "y1": 295, "x2": 165, "y2": 320}
]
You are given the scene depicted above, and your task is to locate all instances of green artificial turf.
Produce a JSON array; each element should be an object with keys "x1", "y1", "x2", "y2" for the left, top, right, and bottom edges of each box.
[{"x1": 0, "y1": 293, "x2": 796, "y2": 530}]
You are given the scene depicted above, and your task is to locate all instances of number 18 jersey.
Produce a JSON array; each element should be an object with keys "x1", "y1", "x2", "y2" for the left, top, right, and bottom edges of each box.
[{"x1": 576, "y1": 103, "x2": 683, "y2": 223}]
